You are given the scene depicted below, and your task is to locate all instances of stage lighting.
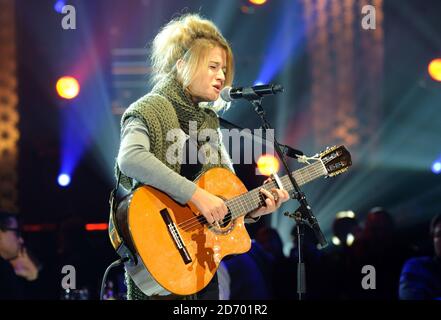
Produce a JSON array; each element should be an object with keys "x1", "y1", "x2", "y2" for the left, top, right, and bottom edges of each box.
[
  {"x1": 58, "y1": 173, "x2": 71, "y2": 187},
  {"x1": 85, "y1": 223, "x2": 108, "y2": 231},
  {"x1": 346, "y1": 233, "x2": 355, "y2": 246},
  {"x1": 332, "y1": 236, "x2": 341, "y2": 246},
  {"x1": 428, "y1": 58, "x2": 441, "y2": 82},
  {"x1": 249, "y1": 0, "x2": 267, "y2": 5},
  {"x1": 56, "y1": 76, "x2": 80, "y2": 99},
  {"x1": 257, "y1": 154, "x2": 280, "y2": 176},
  {"x1": 336, "y1": 210, "x2": 356, "y2": 219},
  {"x1": 54, "y1": 0, "x2": 66, "y2": 13},
  {"x1": 432, "y1": 161, "x2": 441, "y2": 174}
]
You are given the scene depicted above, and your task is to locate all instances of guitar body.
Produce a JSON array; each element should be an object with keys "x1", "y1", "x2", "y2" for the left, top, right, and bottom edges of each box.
[
  {"x1": 113, "y1": 167, "x2": 252, "y2": 296},
  {"x1": 109, "y1": 145, "x2": 352, "y2": 296}
]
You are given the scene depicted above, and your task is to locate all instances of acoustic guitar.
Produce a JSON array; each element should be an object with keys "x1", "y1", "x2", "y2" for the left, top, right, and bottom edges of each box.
[{"x1": 109, "y1": 145, "x2": 351, "y2": 296}]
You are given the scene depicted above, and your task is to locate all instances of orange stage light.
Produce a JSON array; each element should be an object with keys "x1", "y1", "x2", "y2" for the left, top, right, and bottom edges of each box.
[
  {"x1": 257, "y1": 154, "x2": 280, "y2": 176},
  {"x1": 56, "y1": 76, "x2": 80, "y2": 99},
  {"x1": 249, "y1": 0, "x2": 267, "y2": 5},
  {"x1": 428, "y1": 58, "x2": 441, "y2": 82}
]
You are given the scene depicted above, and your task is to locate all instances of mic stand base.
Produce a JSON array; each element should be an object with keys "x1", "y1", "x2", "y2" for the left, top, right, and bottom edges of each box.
[{"x1": 285, "y1": 211, "x2": 308, "y2": 300}]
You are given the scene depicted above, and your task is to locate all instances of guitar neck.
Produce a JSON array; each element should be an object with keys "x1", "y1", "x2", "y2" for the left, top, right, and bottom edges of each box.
[{"x1": 226, "y1": 161, "x2": 327, "y2": 219}]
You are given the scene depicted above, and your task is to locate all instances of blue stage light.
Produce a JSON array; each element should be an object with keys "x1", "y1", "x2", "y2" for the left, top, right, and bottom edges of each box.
[
  {"x1": 255, "y1": 1, "x2": 304, "y2": 84},
  {"x1": 54, "y1": 0, "x2": 66, "y2": 14},
  {"x1": 432, "y1": 162, "x2": 441, "y2": 174},
  {"x1": 58, "y1": 174, "x2": 71, "y2": 187}
]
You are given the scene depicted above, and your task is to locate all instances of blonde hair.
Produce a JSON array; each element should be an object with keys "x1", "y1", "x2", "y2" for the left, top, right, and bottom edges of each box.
[{"x1": 150, "y1": 14, "x2": 234, "y2": 111}]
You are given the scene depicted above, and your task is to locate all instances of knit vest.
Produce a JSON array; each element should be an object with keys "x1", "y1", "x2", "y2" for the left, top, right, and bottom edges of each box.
[
  {"x1": 116, "y1": 75, "x2": 230, "y2": 191},
  {"x1": 115, "y1": 75, "x2": 231, "y2": 300}
]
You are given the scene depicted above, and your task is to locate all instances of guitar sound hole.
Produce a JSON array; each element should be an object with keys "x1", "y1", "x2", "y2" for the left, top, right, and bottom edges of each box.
[
  {"x1": 219, "y1": 211, "x2": 232, "y2": 228},
  {"x1": 209, "y1": 210, "x2": 235, "y2": 235},
  {"x1": 216, "y1": 195, "x2": 233, "y2": 229}
]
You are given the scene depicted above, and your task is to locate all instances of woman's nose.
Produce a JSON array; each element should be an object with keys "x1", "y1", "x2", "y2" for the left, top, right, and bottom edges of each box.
[{"x1": 217, "y1": 69, "x2": 225, "y2": 81}]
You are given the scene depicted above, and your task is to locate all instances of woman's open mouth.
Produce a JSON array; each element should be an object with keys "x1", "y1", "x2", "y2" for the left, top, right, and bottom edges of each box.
[{"x1": 212, "y1": 84, "x2": 221, "y2": 93}]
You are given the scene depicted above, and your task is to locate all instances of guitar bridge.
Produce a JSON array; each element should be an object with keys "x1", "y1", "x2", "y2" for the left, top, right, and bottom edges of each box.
[{"x1": 160, "y1": 208, "x2": 192, "y2": 265}]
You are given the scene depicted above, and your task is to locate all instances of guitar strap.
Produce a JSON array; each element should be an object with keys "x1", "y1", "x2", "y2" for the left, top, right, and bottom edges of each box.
[
  {"x1": 110, "y1": 171, "x2": 121, "y2": 222},
  {"x1": 108, "y1": 171, "x2": 136, "y2": 263},
  {"x1": 108, "y1": 171, "x2": 121, "y2": 248}
]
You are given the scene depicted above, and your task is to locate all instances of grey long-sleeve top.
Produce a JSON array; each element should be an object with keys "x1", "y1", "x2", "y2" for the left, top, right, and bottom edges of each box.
[
  {"x1": 117, "y1": 117, "x2": 198, "y2": 204},
  {"x1": 117, "y1": 117, "x2": 259, "y2": 222}
]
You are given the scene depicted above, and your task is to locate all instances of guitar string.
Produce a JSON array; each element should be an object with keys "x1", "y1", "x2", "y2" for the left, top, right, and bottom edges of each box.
[
  {"x1": 175, "y1": 172, "x2": 287, "y2": 230},
  {"x1": 177, "y1": 182, "x2": 278, "y2": 231},
  {"x1": 234, "y1": 162, "x2": 324, "y2": 214},
  {"x1": 175, "y1": 162, "x2": 326, "y2": 231},
  {"x1": 177, "y1": 182, "x2": 279, "y2": 231},
  {"x1": 193, "y1": 165, "x2": 323, "y2": 230},
  {"x1": 176, "y1": 161, "x2": 326, "y2": 231}
]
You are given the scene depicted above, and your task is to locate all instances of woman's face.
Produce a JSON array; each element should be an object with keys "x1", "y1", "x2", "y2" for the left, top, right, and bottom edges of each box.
[{"x1": 187, "y1": 46, "x2": 227, "y2": 103}]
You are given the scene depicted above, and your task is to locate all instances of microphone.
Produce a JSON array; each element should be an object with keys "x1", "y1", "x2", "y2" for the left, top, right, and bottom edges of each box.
[{"x1": 220, "y1": 84, "x2": 284, "y2": 102}]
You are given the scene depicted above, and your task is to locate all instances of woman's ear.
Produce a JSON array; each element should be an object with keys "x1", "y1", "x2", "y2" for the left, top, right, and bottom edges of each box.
[{"x1": 176, "y1": 58, "x2": 185, "y2": 74}]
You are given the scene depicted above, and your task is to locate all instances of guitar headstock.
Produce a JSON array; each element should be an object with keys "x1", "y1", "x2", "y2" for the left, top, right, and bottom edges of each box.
[{"x1": 319, "y1": 145, "x2": 352, "y2": 177}]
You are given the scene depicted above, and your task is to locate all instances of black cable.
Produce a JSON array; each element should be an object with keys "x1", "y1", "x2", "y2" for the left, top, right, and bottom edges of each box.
[{"x1": 100, "y1": 257, "x2": 129, "y2": 300}]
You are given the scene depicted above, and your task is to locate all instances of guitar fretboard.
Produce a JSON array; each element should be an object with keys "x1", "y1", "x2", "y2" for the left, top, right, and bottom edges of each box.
[{"x1": 225, "y1": 161, "x2": 327, "y2": 219}]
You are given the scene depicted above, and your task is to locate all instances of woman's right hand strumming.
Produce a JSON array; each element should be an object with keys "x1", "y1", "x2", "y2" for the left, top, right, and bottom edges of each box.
[{"x1": 189, "y1": 186, "x2": 228, "y2": 225}]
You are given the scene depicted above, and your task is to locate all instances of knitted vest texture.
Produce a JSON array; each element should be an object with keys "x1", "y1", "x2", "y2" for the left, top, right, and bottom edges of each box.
[{"x1": 116, "y1": 76, "x2": 230, "y2": 299}]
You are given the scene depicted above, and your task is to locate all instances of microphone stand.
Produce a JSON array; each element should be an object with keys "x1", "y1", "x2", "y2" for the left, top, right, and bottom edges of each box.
[
  {"x1": 247, "y1": 97, "x2": 327, "y2": 300},
  {"x1": 284, "y1": 210, "x2": 313, "y2": 300},
  {"x1": 290, "y1": 212, "x2": 307, "y2": 300},
  {"x1": 249, "y1": 98, "x2": 328, "y2": 249}
]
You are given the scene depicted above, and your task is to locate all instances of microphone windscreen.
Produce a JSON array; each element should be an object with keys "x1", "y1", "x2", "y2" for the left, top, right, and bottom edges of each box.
[
  {"x1": 273, "y1": 84, "x2": 284, "y2": 93},
  {"x1": 220, "y1": 87, "x2": 232, "y2": 102}
]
